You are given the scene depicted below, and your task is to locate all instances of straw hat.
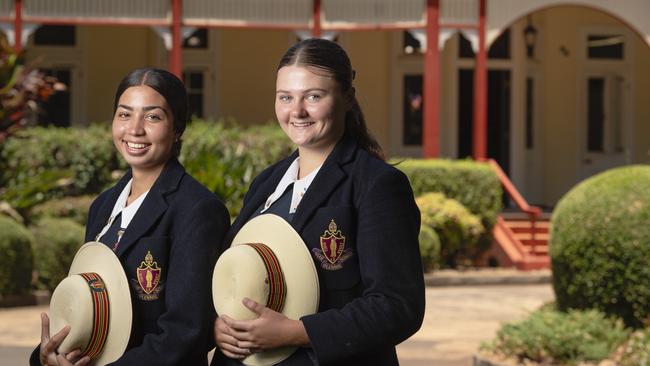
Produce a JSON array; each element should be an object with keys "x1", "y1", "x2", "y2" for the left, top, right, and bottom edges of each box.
[
  {"x1": 49, "y1": 242, "x2": 132, "y2": 366},
  {"x1": 212, "y1": 214, "x2": 320, "y2": 366}
]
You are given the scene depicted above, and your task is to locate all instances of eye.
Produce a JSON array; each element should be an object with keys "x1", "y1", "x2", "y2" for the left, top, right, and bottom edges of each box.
[
  {"x1": 278, "y1": 94, "x2": 292, "y2": 103},
  {"x1": 306, "y1": 93, "x2": 322, "y2": 102},
  {"x1": 146, "y1": 114, "x2": 162, "y2": 122},
  {"x1": 117, "y1": 111, "x2": 130, "y2": 118}
]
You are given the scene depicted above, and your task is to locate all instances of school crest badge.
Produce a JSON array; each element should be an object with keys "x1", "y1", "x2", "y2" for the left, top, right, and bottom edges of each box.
[
  {"x1": 313, "y1": 219, "x2": 353, "y2": 270},
  {"x1": 134, "y1": 251, "x2": 163, "y2": 300}
]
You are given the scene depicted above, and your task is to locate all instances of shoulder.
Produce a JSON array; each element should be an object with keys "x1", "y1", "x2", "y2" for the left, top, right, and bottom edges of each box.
[
  {"x1": 173, "y1": 172, "x2": 228, "y2": 214},
  {"x1": 348, "y1": 148, "x2": 411, "y2": 195}
]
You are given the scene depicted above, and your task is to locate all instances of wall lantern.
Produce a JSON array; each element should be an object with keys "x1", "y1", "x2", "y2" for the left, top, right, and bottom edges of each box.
[{"x1": 523, "y1": 15, "x2": 538, "y2": 59}]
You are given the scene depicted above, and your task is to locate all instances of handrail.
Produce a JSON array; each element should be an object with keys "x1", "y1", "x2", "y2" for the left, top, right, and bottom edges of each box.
[{"x1": 482, "y1": 158, "x2": 542, "y2": 248}]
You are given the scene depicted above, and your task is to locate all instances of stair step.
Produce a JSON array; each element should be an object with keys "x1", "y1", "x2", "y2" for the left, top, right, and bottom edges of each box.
[
  {"x1": 514, "y1": 233, "x2": 550, "y2": 241},
  {"x1": 524, "y1": 244, "x2": 549, "y2": 255},
  {"x1": 500, "y1": 211, "x2": 553, "y2": 220},
  {"x1": 504, "y1": 220, "x2": 550, "y2": 228}
]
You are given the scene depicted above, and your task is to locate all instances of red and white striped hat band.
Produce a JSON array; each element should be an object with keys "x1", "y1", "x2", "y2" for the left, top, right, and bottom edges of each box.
[
  {"x1": 244, "y1": 243, "x2": 287, "y2": 313},
  {"x1": 78, "y1": 272, "x2": 110, "y2": 360}
]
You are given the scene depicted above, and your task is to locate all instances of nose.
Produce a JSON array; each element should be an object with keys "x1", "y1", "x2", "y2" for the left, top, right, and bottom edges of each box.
[
  {"x1": 126, "y1": 114, "x2": 145, "y2": 135},
  {"x1": 290, "y1": 100, "x2": 308, "y2": 119}
]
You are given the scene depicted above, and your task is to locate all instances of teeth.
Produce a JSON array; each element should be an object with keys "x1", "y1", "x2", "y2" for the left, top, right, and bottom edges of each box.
[
  {"x1": 291, "y1": 122, "x2": 314, "y2": 127},
  {"x1": 126, "y1": 142, "x2": 148, "y2": 149}
]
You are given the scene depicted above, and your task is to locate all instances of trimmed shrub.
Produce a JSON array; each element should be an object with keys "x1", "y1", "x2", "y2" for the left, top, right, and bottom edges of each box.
[
  {"x1": 482, "y1": 308, "x2": 629, "y2": 365},
  {"x1": 31, "y1": 217, "x2": 85, "y2": 290},
  {"x1": 180, "y1": 120, "x2": 293, "y2": 216},
  {"x1": 395, "y1": 158, "x2": 502, "y2": 228},
  {"x1": 29, "y1": 195, "x2": 94, "y2": 225},
  {"x1": 616, "y1": 328, "x2": 650, "y2": 366},
  {"x1": 418, "y1": 225, "x2": 441, "y2": 271},
  {"x1": 550, "y1": 165, "x2": 650, "y2": 328},
  {"x1": 0, "y1": 216, "x2": 34, "y2": 295},
  {"x1": 416, "y1": 192, "x2": 484, "y2": 267},
  {"x1": 0, "y1": 124, "x2": 119, "y2": 211}
]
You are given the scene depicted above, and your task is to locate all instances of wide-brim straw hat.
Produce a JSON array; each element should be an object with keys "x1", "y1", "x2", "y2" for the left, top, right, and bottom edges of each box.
[
  {"x1": 49, "y1": 242, "x2": 132, "y2": 366},
  {"x1": 212, "y1": 214, "x2": 320, "y2": 366}
]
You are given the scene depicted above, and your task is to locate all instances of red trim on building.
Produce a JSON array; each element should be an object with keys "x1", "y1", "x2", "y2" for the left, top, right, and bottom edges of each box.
[
  {"x1": 20, "y1": 17, "x2": 170, "y2": 27},
  {"x1": 312, "y1": 0, "x2": 321, "y2": 37},
  {"x1": 14, "y1": 0, "x2": 22, "y2": 53},
  {"x1": 169, "y1": 0, "x2": 183, "y2": 78},
  {"x1": 473, "y1": 0, "x2": 487, "y2": 160},
  {"x1": 423, "y1": 0, "x2": 440, "y2": 157}
]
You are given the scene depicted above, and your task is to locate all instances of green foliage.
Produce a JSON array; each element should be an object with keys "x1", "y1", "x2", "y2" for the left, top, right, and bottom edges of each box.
[
  {"x1": 0, "y1": 215, "x2": 34, "y2": 295},
  {"x1": 31, "y1": 217, "x2": 85, "y2": 290},
  {"x1": 395, "y1": 158, "x2": 502, "y2": 228},
  {"x1": 418, "y1": 225, "x2": 441, "y2": 271},
  {"x1": 0, "y1": 124, "x2": 118, "y2": 211},
  {"x1": 550, "y1": 165, "x2": 650, "y2": 328},
  {"x1": 29, "y1": 195, "x2": 94, "y2": 225},
  {"x1": 483, "y1": 308, "x2": 629, "y2": 365},
  {"x1": 617, "y1": 328, "x2": 650, "y2": 366},
  {"x1": 180, "y1": 120, "x2": 293, "y2": 216},
  {"x1": 416, "y1": 192, "x2": 484, "y2": 267}
]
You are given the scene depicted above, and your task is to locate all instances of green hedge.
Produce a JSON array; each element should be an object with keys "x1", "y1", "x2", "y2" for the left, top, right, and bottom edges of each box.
[
  {"x1": 31, "y1": 217, "x2": 85, "y2": 290},
  {"x1": 0, "y1": 120, "x2": 294, "y2": 217},
  {"x1": 395, "y1": 159, "x2": 502, "y2": 229},
  {"x1": 482, "y1": 308, "x2": 629, "y2": 365},
  {"x1": 0, "y1": 216, "x2": 34, "y2": 295},
  {"x1": 551, "y1": 165, "x2": 650, "y2": 328},
  {"x1": 416, "y1": 192, "x2": 485, "y2": 267},
  {"x1": 418, "y1": 225, "x2": 441, "y2": 271},
  {"x1": 29, "y1": 195, "x2": 94, "y2": 226}
]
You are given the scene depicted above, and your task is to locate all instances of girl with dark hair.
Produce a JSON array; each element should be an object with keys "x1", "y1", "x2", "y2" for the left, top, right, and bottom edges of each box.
[
  {"x1": 33, "y1": 68, "x2": 230, "y2": 366},
  {"x1": 212, "y1": 39, "x2": 424, "y2": 366}
]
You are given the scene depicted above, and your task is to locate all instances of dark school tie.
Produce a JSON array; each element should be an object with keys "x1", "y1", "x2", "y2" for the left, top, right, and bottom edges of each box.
[{"x1": 101, "y1": 212, "x2": 124, "y2": 252}]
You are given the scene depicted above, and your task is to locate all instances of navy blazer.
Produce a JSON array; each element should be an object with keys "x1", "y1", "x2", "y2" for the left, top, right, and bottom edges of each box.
[
  {"x1": 31, "y1": 159, "x2": 230, "y2": 366},
  {"x1": 212, "y1": 136, "x2": 425, "y2": 366}
]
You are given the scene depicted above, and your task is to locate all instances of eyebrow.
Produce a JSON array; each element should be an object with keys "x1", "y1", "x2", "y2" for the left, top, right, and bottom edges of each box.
[
  {"x1": 275, "y1": 88, "x2": 328, "y2": 94},
  {"x1": 117, "y1": 104, "x2": 168, "y2": 115}
]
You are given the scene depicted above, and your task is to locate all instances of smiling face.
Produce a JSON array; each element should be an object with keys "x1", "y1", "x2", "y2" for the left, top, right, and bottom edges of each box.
[
  {"x1": 275, "y1": 65, "x2": 350, "y2": 157},
  {"x1": 112, "y1": 85, "x2": 177, "y2": 176}
]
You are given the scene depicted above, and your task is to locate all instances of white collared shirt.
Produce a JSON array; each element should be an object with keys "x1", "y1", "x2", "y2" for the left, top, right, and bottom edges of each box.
[
  {"x1": 260, "y1": 157, "x2": 322, "y2": 214},
  {"x1": 96, "y1": 179, "x2": 150, "y2": 241}
]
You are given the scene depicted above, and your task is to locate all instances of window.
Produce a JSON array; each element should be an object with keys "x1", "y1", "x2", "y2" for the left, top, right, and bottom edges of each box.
[
  {"x1": 525, "y1": 77, "x2": 534, "y2": 149},
  {"x1": 587, "y1": 35, "x2": 624, "y2": 60},
  {"x1": 183, "y1": 28, "x2": 208, "y2": 49},
  {"x1": 40, "y1": 69, "x2": 71, "y2": 127},
  {"x1": 586, "y1": 76, "x2": 623, "y2": 153},
  {"x1": 402, "y1": 75, "x2": 423, "y2": 146},
  {"x1": 183, "y1": 71, "x2": 204, "y2": 118},
  {"x1": 34, "y1": 26, "x2": 75, "y2": 46}
]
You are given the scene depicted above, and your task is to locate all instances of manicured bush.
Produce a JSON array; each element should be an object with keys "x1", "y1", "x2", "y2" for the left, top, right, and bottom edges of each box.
[
  {"x1": 180, "y1": 120, "x2": 293, "y2": 216},
  {"x1": 395, "y1": 158, "x2": 502, "y2": 228},
  {"x1": 482, "y1": 308, "x2": 629, "y2": 365},
  {"x1": 0, "y1": 124, "x2": 119, "y2": 211},
  {"x1": 550, "y1": 165, "x2": 650, "y2": 328},
  {"x1": 418, "y1": 225, "x2": 441, "y2": 271},
  {"x1": 29, "y1": 195, "x2": 94, "y2": 225},
  {"x1": 616, "y1": 328, "x2": 650, "y2": 366},
  {"x1": 0, "y1": 215, "x2": 34, "y2": 295},
  {"x1": 31, "y1": 217, "x2": 85, "y2": 290},
  {"x1": 416, "y1": 192, "x2": 484, "y2": 267}
]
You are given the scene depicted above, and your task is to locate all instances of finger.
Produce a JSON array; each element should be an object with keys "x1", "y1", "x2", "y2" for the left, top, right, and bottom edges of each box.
[
  {"x1": 40, "y1": 313, "x2": 50, "y2": 344},
  {"x1": 227, "y1": 327, "x2": 255, "y2": 342},
  {"x1": 237, "y1": 341, "x2": 261, "y2": 350},
  {"x1": 221, "y1": 348, "x2": 247, "y2": 360},
  {"x1": 219, "y1": 341, "x2": 251, "y2": 357},
  {"x1": 222, "y1": 315, "x2": 252, "y2": 332},
  {"x1": 45, "y1": 325, "x2": 71, "y2": 353},
  {"x1": 242, "y1": 297, "x2": 267, "y2": 315},
  {"x1": 57, "y1": 353, "x2": 74, "y2": 366},
  {"x1": 66, "y1": 348, "x2": 82, "y2": 362},
  {"x1": 74, "y1": 356, "x2": 91, "y2": 366}
]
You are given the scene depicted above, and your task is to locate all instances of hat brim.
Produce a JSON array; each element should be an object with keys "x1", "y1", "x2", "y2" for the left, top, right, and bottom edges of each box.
[
  {"x1": 67, "y1": 242, "x2": 132, "y2": 365},
  {"x1": 213, "y1": 214, "x2": 319, "y2": 366}
]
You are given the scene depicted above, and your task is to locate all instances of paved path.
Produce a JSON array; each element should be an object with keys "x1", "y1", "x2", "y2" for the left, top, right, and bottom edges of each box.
[{"x1": 0, "y1": 284, "x2": 554, "y2": 365}]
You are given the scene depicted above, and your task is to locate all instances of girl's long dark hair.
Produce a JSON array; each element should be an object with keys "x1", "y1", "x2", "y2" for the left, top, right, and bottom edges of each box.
[
  {"x1": 113, "y1": 68, "x2": 189, "y2": 157},
  {"x1": 277, "y1": 39, "x2": 385, "y2": 161}
]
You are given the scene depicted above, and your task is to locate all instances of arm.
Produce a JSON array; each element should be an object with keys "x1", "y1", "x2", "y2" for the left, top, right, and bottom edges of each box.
[
  {"x1": 110, "y1": 197, "x2": 230, "y2": 366},
  {"x1": 301, "y1": 169, "x2": 425, "y2": 364}
]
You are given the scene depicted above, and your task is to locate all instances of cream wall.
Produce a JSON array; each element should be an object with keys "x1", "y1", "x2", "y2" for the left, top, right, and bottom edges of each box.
[
  {"x1": 537, "y1": 5, "x2": 648, "y2": 204},
  {"x1": 215, "y1": 29, "x2": 291, "y2": 126},
  {"x1": 340, "y1": 31, "x2": 392, "y2": 151},
  {"x1": 84, "y1": 26, "x2": 159, "y2": 124}
]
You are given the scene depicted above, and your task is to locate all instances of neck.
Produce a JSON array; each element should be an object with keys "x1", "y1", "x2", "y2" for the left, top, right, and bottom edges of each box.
[
  {"x1": 297, "y1": 145, "x2": 335, "y2": 179},
  {"x1": 128, "y1": 165, "x2": 164, "y2": 205}
]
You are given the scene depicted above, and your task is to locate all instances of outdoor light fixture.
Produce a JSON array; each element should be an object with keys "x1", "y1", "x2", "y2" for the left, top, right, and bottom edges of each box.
[{"x1": 523, "y1": 15, "x2": 538, "y2": 59}]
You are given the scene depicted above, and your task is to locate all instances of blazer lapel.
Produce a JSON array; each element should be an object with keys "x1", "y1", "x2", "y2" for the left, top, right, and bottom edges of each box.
[
  {"x1": 87, "y1": 172, "x2": 132, "y2": 242},
  {"x1": 115, "y1": 159, "x2": 185, "y2": 257},
  {"x1": 291, "y1": 136, "x2": 357, "y2": 233}
]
